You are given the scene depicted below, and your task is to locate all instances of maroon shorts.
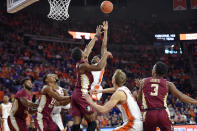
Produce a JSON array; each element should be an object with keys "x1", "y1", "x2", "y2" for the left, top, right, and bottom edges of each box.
[
  {"x1": 144, "y1": 109, "x2": 172, "y2": 131},
  {"x1": 8, "y1": 116, "x2": 28, "y2": 131},
  {"x1": 71, "y1": 88, "x2": 95, "y2": 117},
  {"x1": 35, "y1": 114, "x2": 59, "y2": 131}
]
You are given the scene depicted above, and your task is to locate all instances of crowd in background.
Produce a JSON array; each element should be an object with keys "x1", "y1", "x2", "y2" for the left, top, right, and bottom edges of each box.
[{"x1": 0, "y1": 8, "x2": 197, "y2": 129}]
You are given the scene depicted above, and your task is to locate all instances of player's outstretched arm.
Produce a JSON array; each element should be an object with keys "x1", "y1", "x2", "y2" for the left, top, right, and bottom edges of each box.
[
  {"x1": 44, "y1": 86, "x2": 70, "y2": 101},
  {"x1": 80, "y1": 51, "x2": 112, "y2": 72},
  {"x1": 94, "y1": 87, "x2": 115, "y2": 94},
  {"x1": 84, "y1": 90, "x2": 123, "y2": 113},
  {"x1": 19, "y1": 97, "x2": 38, "y2": 108},
  {"x1": 168, "y1": 81, "x2": 197, "y2": 104},
  {"x1": 101, "y1": 21, "x2": 108, "y2": 57},
  {"x1": 84, "y1": 25, "x2": 102, "y2": 59}
]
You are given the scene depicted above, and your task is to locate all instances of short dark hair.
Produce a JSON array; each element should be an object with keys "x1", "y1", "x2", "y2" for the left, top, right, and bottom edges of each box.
[
  {"x1": 71, "y1": 47, "x2": 82, "y2": 62},
  {"x1": 21, "y1": 78, "x2": 29, "y2": 85},
  {"x1": 155, "y1": 61, "x2": 168, "y2": 76}
]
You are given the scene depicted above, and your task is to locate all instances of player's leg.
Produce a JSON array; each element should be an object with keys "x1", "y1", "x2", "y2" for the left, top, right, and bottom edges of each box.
[
  {"x1": 51, "y1": 114, "x2": 65, "y2": 131},
  {"x1": 71, "y1": 116, "x2": 82, "y2": 131},
  {"x1": 3, "y1": 118, "x2": 10, "y2": 131},
  {"x1": 143, "y1": 111, "x2": 157, "y2": 131},
  {"x1": 158, "y1": 110, "x2": 172, "y2": 131},
  {"x1": 8, "y1": 116, "x2": 19, "y2": 131},
  {"x1": 96, "y1": 119, "x2": 100, "y2": 131},
  {"x1": 71, "y1": 95, "x2": 82, "y2": 131},
  {"x1": 84, "y1": 112, "x2": 97, "y2": 131},
  {"x1": 35, "y1": 113, "x2": 47, "y2": 131}
]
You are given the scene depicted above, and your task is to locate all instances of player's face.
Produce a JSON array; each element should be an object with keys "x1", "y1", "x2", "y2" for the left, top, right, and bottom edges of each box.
[
  {"x1": 3, "y1": 96, "x2": 9, "y2": 103},
  {"x1": 152, "y1": 64, "x2": 156, "y2": 77},
  {"x1": 25, "y1": 80, "x2": 33, "y2": 89},
  {"x1": 91, "y1": 56, "x2": 100, "y2": 64},
  {"x1": 54, "y1": 74, "x2": 59, "y2": 82},
  {"x1": 46, "y1": 74, "x2": 57, "y2": 83}
]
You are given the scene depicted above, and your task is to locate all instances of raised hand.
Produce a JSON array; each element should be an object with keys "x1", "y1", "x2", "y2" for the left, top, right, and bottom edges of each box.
[
  {"x1": 102, "y1": 21, "x2": 108, "y2": 31},
  {"x1": 96, "y1": 25, "x2": 103, "y2": 36},
  {"x1": 105, "y1": 51, "x2": 113, "y2": 59}
]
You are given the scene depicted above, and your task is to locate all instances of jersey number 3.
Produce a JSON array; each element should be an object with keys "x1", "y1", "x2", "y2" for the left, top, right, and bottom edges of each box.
[{"x1": 150, "y1": 84, "x2": 159, "y2": 96}]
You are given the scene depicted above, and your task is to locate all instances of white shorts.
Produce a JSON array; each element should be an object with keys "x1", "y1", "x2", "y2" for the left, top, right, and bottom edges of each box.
[
  {"x1": 2, "y1": 118, "x2": 10, "y2": 131},
  {"x1": 114, "y1": 121, "x2": 143, "y2": 131},
  {"x1": 51, "y1": 113, "x2": 64, "y2": 130}
]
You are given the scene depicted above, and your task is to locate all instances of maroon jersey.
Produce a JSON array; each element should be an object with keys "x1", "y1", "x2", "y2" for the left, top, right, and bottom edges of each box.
[
  {"x1": 37, "y1": 87, "x2": 57, "y2": 117},
  {"x1": 10, "y1": 89, "x2": 32, "y2": 119},
  {"x1": 75, "y1": 60, "x2": 93, "y2": 94},
  {"x1": 142, "y1": 77, "x2": 168, "y2": 109}
]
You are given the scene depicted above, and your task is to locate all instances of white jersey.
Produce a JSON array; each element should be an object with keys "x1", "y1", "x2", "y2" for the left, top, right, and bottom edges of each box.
[
  {"x1": 91, "y1": 68, "x2": 104, "y2": 101},
  {"x1": 115, "y1": 86, "x2": 143, "y2": 131},
  {"x1": 51, "y1": 86, "x2": 70, "y2": 130},
  {"x1": 1, "y1": 103, "x2": 12, "y2": 131},
  {"x1": 1, "y1": 103, "x2": 12, "y2": 119}
]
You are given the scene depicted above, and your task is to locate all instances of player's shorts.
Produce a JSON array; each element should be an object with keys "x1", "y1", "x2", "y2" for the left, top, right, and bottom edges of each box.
[
  {"x1": 35, "y1": 112, "x2": 59, "y2": 131},
  {"x1": 71, "y1": 88, "x2": 95, "y2": 117},
  {"x1": 51, "y1": 113, "x2": 64, "y2": 130},
  {"x1": 1, "y1": 118, "x2": 10, "y2": 131},
  {"x1": 143, "y1": 109, "x2": 172, "y2": 131},
  {"x1": 8, "y1": 116, "x2": 28, "y2": 131}
]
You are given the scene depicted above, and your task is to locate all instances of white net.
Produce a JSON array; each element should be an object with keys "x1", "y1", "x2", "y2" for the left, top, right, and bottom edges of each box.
[{"x1": 48, "y1": 0, "x2": 71, "y2": 21}]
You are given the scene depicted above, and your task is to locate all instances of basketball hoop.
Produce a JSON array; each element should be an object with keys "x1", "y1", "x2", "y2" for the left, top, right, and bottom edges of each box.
[{"x1": 47, "y1": 0, "x2": 71, "y2": 21}]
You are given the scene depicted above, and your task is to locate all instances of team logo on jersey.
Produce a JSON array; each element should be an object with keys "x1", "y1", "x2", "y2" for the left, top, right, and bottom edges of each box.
[{"x1": 86, "y1": 106, "x2": 91, "y2": 112}]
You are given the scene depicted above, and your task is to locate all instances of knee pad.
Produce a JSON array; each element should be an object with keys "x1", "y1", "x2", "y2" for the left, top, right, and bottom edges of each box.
[
  {"x1": 71, "y1": 124, "x2": 80, "y2": 131},
  {"x1": 87, "y1": 121, "x2": 97, "y2": 131}
]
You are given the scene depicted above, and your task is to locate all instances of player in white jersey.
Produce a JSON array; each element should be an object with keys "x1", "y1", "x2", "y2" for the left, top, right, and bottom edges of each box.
[
  {"x1": 51, "y1": 85, "x2": 71, "y2": 131},
  {"x1": 84, "y1": 69, "x2": 143, "y2": 131},
  {"x1": 0, "y1": 96, "x2": 12, "y2": 131},
  {"x1": 90, "y1": 21, "x2": 108, "y2": 102}
]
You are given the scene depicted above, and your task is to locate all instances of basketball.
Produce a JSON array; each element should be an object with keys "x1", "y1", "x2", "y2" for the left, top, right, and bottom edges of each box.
[{"x1": 100, "y1": 1, "x2": 113, "y2": 14}]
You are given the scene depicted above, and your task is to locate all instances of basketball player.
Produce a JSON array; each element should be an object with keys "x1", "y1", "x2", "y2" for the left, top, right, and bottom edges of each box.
[
  {"x1": 90, "y1": 21, "x2": 109, "y2": 102},
  {"x1": 89, "y1": 21, "x2": 108, "y2": 131},
  {"x1": 71, "y1": 25, "x2": 112, "y2": 131},
  {"x1": 8, "y1": 78, "x2": 38, "y2": 131},
  {"x1": 35, "y1": 74, "x2": 70, "y2": 131},
  {"x1": 0, "y1": 96, "x2": 12, "y2": 131},
  {"x1": 51, "y1": 74, "x2": 71, "y2": 131},
  {"x1": 84, "y1": 69, "x2": 143, "y2": 131},
  {"x1": 137, "y1": 61, "x2": 197, "y2": 131}
]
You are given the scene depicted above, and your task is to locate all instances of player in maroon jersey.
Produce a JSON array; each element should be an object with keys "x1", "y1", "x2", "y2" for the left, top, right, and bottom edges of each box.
[
  {"x1": 35, "y1": 74, "x2": 70, "y2": 131},
  {"x1": 8, "y1": 78, "x2": 38, "y2": 131},
  {"x1": 71, "y1": 25, "x2": 112, "y2": 131},
  {"x1": 137, "y1": 61, "x2": 197, "y2": 131}
]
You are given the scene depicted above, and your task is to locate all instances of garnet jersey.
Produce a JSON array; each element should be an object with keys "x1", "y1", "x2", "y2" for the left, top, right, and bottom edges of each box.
[
  {"x1": 10, "y1": 89, "x2": 32, "y2": 119},
  {"x1": 142, "y1": 77, "x2": 168, "y2": 109},
  {"x1": 37, "y1": 86, "x2": 57, "y2": 117},
  {"x1": 75, "y1": 60, "x2": 93, "y2": 94}
]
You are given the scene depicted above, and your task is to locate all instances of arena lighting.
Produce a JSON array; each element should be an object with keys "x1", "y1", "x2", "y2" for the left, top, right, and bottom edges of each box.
[
  {"x1": 68, "y1": 31, "x2": 96, "y2": 40},
  {"x1": 180, "y1": 33, "x2": 197, "y2": 40}
]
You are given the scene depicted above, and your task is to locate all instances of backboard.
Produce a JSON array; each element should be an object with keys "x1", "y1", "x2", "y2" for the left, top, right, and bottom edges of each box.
[{"x1": 7, "y1": 0, "x2": 39, "y2": 13}]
